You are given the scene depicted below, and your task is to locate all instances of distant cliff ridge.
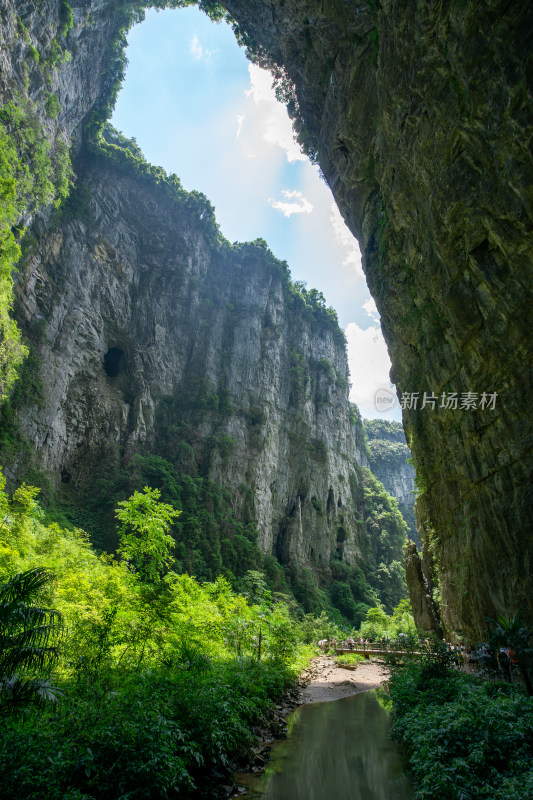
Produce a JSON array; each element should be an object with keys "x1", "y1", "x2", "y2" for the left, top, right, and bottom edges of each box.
[{"x1": 363, "y1": 419, "x2": 419, "y2": 549}]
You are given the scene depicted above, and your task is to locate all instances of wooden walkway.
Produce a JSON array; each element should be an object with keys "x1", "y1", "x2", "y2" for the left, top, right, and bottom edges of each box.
[{"x1": 333, "y1": 647, "x2": 422, "y2": 659}]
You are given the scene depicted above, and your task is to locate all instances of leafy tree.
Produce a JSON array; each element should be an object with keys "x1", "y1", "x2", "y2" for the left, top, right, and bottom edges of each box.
[
  {"x1": 358, "y1": 605, "x2": 390, "y2": 640},
  {"x1": 115, "y1": 487, "x2": 180, "y2": 581},
  {"x1": 265, "y1": 604, "x2": 298, "y2": 663},
  {"x1": 241, "y1": 569, "x2": 271, "y2": 604}
]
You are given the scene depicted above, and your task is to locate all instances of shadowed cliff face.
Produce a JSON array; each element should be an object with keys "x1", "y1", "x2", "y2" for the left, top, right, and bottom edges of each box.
[
  {"x1": 222, "y1": 0, "x2": 533, "y2": 637},
  {"x1": 2, "y1": 0, "x2": 532, "y2": 636}
]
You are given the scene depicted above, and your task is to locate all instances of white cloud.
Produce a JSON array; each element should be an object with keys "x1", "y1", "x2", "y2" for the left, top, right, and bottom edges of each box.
[
  {"x1": 235, "y1": 114, "x2": 245, "y2": 138},
  {"x1": 362, "y1": 297, "x2": 379, "y2": 320},
  {"x1": 329, "y1": 202, "x2": 363, "y2": 278},
  {"x1": 269, "y1": 189, "x2": 313, "y2": 217},
  {"x1": 345, "y1": 321, "x2": 400, "y2": 420},
  {"x1": 189, "y1": 34, "x2": 216, "y2": 62},
  {"x1": 245, "y1": 64, "x2": 306, "y2": 163},
  {"x1": 190, "y1": 34, "x2": 202, "y2": 59},
  {"x1": 245, "y1": 65, "x2": 273, "y2": 103}
]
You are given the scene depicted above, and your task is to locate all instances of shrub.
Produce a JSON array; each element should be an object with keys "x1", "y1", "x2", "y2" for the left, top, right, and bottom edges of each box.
[
  {"x1": 45, "y1": 93, "x2": 61, "y2": 119},
  {"x1": 389, "y1": 661, "x2": 533, "y2": 799}
]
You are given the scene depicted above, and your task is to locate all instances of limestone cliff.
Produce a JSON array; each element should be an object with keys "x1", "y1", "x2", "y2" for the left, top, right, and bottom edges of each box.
[
  {"x1": 363, "y1": 419, "x2": 418, "y2": 547},
  {"x1": 11, "y1": 151, "x2": 347, "y2": 555},
  {"x1": 1, "y1": 131, "x2": 407, "y2": 621}
]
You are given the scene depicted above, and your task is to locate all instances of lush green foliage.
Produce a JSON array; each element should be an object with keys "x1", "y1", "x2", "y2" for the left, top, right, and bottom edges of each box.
[
  {"x1": 0, "y1": 346, "x2": 44, "y2": 460},
  {"x1": 486, "y1": 611, "x2": 533, "y2": 695},
  {"x1": 335, "y1": 652, "x2": 364, "y2": 667},
  {"x1": 348, "y1": 466, "x2": 409, "y2": 613},
  {"x1": 367, "y1": 438, "x2": 412, "y2": 470},
  {"x1": 0, "y1": 471, "x2": 327, "y2": 796},
  {"x1": 116, "y1": 487, "x2": 180, "y2": 581},
  {"x1": 356, "y1": 599, "x2": 417, "y2": 641},
  {"x1": 47, "y1": 453, "x2": 264, "y2": 585},
  {"x1": 38, "y1": 442, "x2": 408, "y2": 633},
  {"x1": 364, "y1": 418, "x2": 405, "y2": 443},
  {"x1": 389, "y1": 660, "x2": 533, "y2": 799},
  {"x1": 0, "y1": 566, "x2": 63, "y2": 707},
  {"x1": 45, "y1": 93, "x2": 61, "y2": 119}
]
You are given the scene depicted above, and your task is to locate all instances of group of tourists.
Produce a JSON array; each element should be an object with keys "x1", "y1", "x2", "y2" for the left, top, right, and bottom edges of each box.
[
  {"x1": 318, "y1": 637, "x2": 361, "y2": 651},
  {"x1": 317, "y1": 636, "x2": 408, "y2": 652},
  {"x1": 449, "y1": 643, "x2": 518, "y2": 681}
]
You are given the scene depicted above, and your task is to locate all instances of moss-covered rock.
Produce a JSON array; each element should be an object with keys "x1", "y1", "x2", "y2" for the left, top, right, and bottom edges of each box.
[{"x1": 222, "y1": 0, "x2": 533, "y2": 639}]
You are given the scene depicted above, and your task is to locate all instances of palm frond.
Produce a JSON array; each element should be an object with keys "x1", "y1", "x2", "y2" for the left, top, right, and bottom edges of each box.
[{"x1": 0, "y1": 568, "x2": 63, "y2": 683}]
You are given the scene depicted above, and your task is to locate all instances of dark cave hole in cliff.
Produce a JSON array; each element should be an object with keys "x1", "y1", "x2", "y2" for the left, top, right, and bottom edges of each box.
[
  {"x1": 104, "y1": 347, "x2": 125, "y2": 378},
  {"x1": 327, "y1": 487, "x2": 335, "y2": 516}
]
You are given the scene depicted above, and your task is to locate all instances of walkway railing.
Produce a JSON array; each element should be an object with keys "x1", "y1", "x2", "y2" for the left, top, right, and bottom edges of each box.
[{"x1": 320, "y1": 642, "x2": 423, "y2": 657}]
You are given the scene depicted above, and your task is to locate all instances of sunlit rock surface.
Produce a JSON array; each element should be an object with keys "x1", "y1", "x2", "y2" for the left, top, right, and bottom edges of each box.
[{"x1": 14, "y1": 154, "x2": 366, "y2": 567}]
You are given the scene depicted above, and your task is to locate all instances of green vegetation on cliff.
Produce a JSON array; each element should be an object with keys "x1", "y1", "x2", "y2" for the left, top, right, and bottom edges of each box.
[
  {"x1": 0, "y1": 95, "x2": 72, "y2": 399},
  {"x1": 88, "y1": 123, "x2": 345, "y2": 344},
  {"x1": 363, "y1": 419, "x2": 418, "y2": 545},
  {"x1": 351, "y1": 466, "x2": 409, "y2": 611},
  {"x1": 287, "y1": 466, "x2": 409, "y2": 626},
  {"x1": 364, "y1": 420, "x2": 412, "y2": 471},
  {"x1": 31, "y1": 454, "x2": 407, "y2": 629}
]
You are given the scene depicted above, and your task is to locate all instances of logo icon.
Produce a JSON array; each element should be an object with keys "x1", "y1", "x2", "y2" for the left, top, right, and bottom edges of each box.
[{"x1": 374, "y1": 387, "x2": 397, "y2": 413}]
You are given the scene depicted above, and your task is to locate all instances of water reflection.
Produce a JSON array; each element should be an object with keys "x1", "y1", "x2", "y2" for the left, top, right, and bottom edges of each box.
[{"x1": 240, "y1": 690, "x2": 413, "y2": 800}]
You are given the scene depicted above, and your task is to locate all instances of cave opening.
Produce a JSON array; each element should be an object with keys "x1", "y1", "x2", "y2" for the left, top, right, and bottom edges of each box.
[
  {"x1": 103, "y1": 347, "x2": 125, "y2": 378},
  {"x1": 327, "y1": 487, "x2": 335, "y2": 517}
]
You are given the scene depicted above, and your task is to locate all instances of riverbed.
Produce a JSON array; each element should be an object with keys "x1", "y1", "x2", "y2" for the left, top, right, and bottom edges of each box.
[{"x1": 299, "y1": 654, "x2": 390, "y2": 703}]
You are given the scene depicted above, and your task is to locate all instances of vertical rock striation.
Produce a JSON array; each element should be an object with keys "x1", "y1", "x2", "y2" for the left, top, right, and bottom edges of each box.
[{"x1": 10, "y1": 152, "x2": 401, "y2": 596}]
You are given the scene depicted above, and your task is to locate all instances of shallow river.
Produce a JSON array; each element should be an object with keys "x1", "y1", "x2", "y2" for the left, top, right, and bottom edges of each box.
[{"x1": 238, "y1": 690, "x2": 414, "y2": 800}]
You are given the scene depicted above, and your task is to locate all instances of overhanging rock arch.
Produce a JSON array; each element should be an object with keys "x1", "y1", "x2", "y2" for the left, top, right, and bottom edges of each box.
[{"x1": 221, "y1": 0, "x2": 533, "y2": 638}]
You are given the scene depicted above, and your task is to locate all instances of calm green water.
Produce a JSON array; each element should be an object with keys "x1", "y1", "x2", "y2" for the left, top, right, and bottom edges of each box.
[{"x1": 238, "y1": 690, "x2": 414, "y2": 800}]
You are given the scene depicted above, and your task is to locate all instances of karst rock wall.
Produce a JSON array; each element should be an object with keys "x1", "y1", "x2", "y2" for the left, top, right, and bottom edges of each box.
[
  {"x1": 15, "y1": 151, "x2": 372, "y2": 572},
  {"x1": 222, "y1": 0, "x2": 533, "y2": 637},
  {"x1": 363, "y1": 420, "x2": 418, "y2": 547}
]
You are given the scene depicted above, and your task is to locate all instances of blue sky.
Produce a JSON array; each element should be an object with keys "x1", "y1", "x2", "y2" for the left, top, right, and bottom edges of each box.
[{"x1": 111, "y1": 6, "x2": 401, "y2": 421}]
